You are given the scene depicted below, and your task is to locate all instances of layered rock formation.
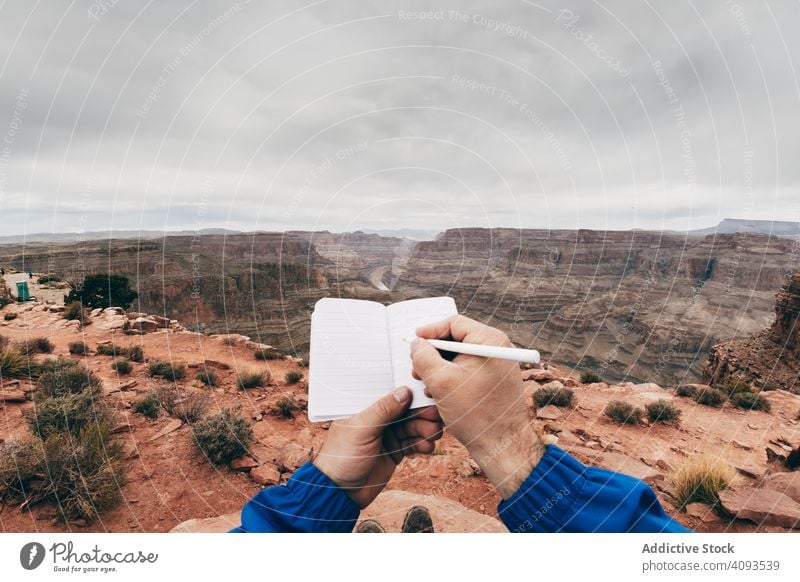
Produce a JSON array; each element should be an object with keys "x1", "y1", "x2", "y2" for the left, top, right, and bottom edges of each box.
[
  {"x1": 705, "y1": 272, "x2": 800, "y2": 392},
  {"x1": 393, "y1": 228, "x2": 798, "y2": 384}
]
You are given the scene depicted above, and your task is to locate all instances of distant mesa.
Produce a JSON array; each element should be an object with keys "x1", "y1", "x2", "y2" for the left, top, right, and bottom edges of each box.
[{"x1": 689, "y1": 218, "x2": 800, "y2": 237}]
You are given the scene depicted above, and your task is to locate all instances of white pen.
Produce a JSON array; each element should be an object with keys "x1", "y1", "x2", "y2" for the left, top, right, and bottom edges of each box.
[{"x1": 404, "y1": 336, "x2": 541, "y2": 364}]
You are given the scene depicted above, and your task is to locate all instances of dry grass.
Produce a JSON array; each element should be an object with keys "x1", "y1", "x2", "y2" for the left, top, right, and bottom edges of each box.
[{"x1": 671, "y1": 455, "x2": 735, "y2": 510}]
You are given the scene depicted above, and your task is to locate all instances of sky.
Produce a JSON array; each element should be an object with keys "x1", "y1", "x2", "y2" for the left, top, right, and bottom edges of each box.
[{"x1": 0, "y1": 0, "x2": 798, "y2": 236}]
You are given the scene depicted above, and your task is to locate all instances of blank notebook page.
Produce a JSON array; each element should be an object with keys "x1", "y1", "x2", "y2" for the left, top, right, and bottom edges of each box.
[
  {"x1": 308, "y1": 298, "x2": 393, "y2": 421},
  {"x1": 387, "y1": 296, "x2": 458, "y2": 409}
]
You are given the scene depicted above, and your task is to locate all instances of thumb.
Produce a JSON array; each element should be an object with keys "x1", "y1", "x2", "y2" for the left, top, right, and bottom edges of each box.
[
  {"x1": 351, "y1": 387, "x2": 412, "y2": 429},
  {"x1": 410, "y1": 338, "x2": 452, "y2": 384}
]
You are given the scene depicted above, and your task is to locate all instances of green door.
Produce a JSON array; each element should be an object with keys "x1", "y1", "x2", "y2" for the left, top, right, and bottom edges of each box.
[{"x1": 16, "y1": 281, "x2": 30, "y2": 301}]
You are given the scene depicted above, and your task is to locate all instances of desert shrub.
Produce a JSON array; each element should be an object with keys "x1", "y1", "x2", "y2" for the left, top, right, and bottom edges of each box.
[
  {"x1": 37, "y1": 274, "x2": 62, "y2": 284},
  {"x1": 36, "y1": 365, "x2": 102, "y2": 398},
  {"x1": 154, "y1": 385, "x2": 180, "y2": 414},
  {"x1": 111, "y1": 359, "x2": 132, "y2": 375},
  {"x1": 237, "y1": 370, "x2": 268, "y2": 390},
  {"x1": 64, "y1": 301, "x2": 85, "y2": 321},
  {"x1": 96, "y1": 343, "x2": 121, "y2": 356},
  {"x1": 132, "y1": 392, "x2": 160, "y2": 419},
  {"x1": 604, "y1": 400, "x2": 643, "y2": 425},
  {"x1": 675, "y1": 385, "x2": 697, "y2": 398},
  {"x1": 4, "y1": 312, "x2": 17, "y2": 321},
  {"x1": 758, "y1": 380, "x2": 780, "y2": 392},
  {"x1": 254, "y1": 349, "x2": 280, "y2": 361},
  {"x1": 26, "y1": 391, "x2": 114, "y2": 440},
  {"x1": 0, "y1": 438, "x2": 42, "y2": 500},
  {"x1": 17, "y1": 336, "x2": 54, "y2": 355},
  {"x1": 645, "y1": 400, "x2": 682, "y2": 424},
  {"x1": 68, "y1": 341, "x2": 89, "y2": 355},
  {"x1": 274, "y1": 396, "x2": 300, "y2": 419},
  {"x1": 192, "y1": 407, "x2": 253, "y2": 465},
  {"x1": 0, "y1": 428, "x2": 124, "y2": 522},
  {"x1": 719, "y1": 378, "x2": 752, "y2": 398},
  {"x1": 532, "y1": 386, "x2": 574, "y2": 408},
  {"x1": 196, "y1": 368, "x2": 219, "y2": 387},
  {"x1": 222, "y1": 337, "x2": 238, "y2": 346},
  {"x1": 0, "y1": 345, "x2": 30, "y2": 379},
  {"x1": 695, "y1": 388, "x2": 725, "y2": 408},
  {"x1": 285, "y1": 370, "x2": 303, "y2": 385},
  {"x1": 580, "y1": 371, "x2": 601, "y2": 384},
  {"x1": 172, "y1": 392, "x2": 209, "y2": 423},
  {"x1": 35, "y1": 357, "x2": 79, "y2": 375},
  {"x1": 148, "y1": 360, "x2": 185, "y2": 381},
  {"x1": 154, "y1": 385, "x2": 207, "y2": 422},
  {"x1": 126, "y1": 345, "x2": 144, "y2": 363},
  {"x1": 731, "y1": 392, "x2": 771, "y2": 413},
  {"x1": 64, "y1": 274, "x2": 137, "y2": 309},
  {"x1": 671, "y1": 455, "x2": 734, "y2": 510}
]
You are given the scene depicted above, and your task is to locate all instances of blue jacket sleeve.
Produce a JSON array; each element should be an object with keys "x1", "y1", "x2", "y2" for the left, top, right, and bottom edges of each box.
[
  {"x1": 498, "y1": 445, "x2": 691, "y2": 533},
  {"x1": 230, "y1": 462, "x2": 360, "y2": 533}
]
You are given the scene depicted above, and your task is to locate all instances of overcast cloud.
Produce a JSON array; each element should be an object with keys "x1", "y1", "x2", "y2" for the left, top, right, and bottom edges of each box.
[{"x1": 0, "y1": 0, "x2": 798, "y2": 236}]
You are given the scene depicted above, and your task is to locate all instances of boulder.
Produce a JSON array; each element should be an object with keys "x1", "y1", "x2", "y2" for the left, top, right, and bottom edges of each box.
[
  {"x1": 0, "y1": 389, "x2": 26, "y2": 403},
  {"x1": 250, "y1": 464, "x2": 281, "y2": 486},
  {"x1": 170, "y1": 513, "x2": 240, "y2": 533},
  {"x1": 89, "y1": 308, "x2": 104, "y2": 317},
  {"x1": 203, "y1": 359, "x2": 231, "y2": 371},
  {"x1": 762, "y1": 472, "x2": 800, "y2": 504},
  {"x1": 718, "y1": 488, "x2": 800, "y2": 529},
  {"x1": 522, "y1": 369, "x2": 560, "y2": 383},
  {"x1": 147, "y1": 419, "x2": 183, "y2": 442},
  {"x1": 358, "y1": 490, "x2": 507, "y2": 533},
  {"x1": 132, "y1": 317, "x2": 159, "y2": 333},
  {"x1": 684, "y1": 502, "x2": 722, "y2": 524},
  {"x1": 230, "y1": 456, "x2": 259, "y2": 472},
  {"x1": 48, "y1": 305, "x2": 65, "y2": 313},
  {"x1": 105, "y1": 307, "x2": 125, "y2": 315},
  {"x1": 535, "y1": 405, "x2": 564, "y2": 421},
  {"x1": 540, "y1": 380, "x2": 565, "y2": 391}
]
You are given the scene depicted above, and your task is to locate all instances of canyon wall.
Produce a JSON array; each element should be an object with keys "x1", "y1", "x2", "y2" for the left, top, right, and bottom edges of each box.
[{"x1": 393, "y1": 228, "x2": 798, "y2": 384}]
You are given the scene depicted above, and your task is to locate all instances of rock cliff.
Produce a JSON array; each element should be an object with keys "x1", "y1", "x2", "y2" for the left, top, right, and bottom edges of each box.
[{"x1": 705, "y1": 272, "x2": 800, "y2": 392}]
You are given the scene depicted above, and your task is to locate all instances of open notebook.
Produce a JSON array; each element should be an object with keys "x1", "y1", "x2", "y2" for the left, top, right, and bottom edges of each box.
[{"x1": 308, "y1": 296, "x2": 458, "y2": 421}]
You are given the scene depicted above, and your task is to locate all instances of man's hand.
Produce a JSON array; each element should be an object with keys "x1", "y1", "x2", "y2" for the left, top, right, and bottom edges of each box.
[
  {"x1": 312, "y1": 387, "x2": 443, "y2": 508},
  {"x1": 411, "y1": 315, "x2": 545, "y2": 499}
]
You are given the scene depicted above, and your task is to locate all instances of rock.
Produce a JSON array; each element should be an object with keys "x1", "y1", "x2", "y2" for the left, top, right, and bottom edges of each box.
[
  {"x1": 535, "y1": 405, "x2": 563, "y2": 420},
  {"x1": 230, "y1": 456, "x2": 259, "y2": 471},
  {"x1": 762, "y1": 473, "x2": 800, "y2": 504},
  {"x1": 718, "y1": 488, "x2": 800, "y2": 529},
  {"x1": 735, "y1": 464, "x2": 763, "y2": 480},
  {"x1": 105, "y1": 307, "x2": 125, "y2": 315},
  {"x1": 117, "y1": 379, "x2": 138, "y2": 391},
  {"x1": 733, "y1": 440, "x2": 753, "y2": 451},
  {"x1": 522, "y1": 369, "x2": 560, "y2": 383},
  {"x1": 540, "y1": 380, "x2": 565, "y2": 391},
  {"x1": 110, "y1": 422, "x2": 133, "y2": 434},
  {"x1": 562, "y1": 378, "x2": 580, "y2": 388},
  {"x1": 766, "y1": 447, "x2": 787, "y2": 464},
  {"x1": 0, "y1": 389, "x2": 27, "y2": 403},
  {"x1": 684, "y1": 503, "x2": 722, "y2": 524},
  {"x1": 655, "y1": 459, "x2": 674, "y2": 472},
  {"x1": 250, "y1": 464, "x2": 281, "y2": 486},
  {"x1": 631, "y1": 382, "x2": 664, "y2": 393},
  {"x1": 132, "y1": 317, "x2": 159, "y2": 333},
  {"x1": 170, "y1": 513, "x2": 240, "y2": 533},
  {"x1": 359, "y1": 490, "x2": 507, "y2": 532},
  {"x1": 203, "y1": 359, "x2": 231, "y2": 370},
  {"x1": 47, "y1": 305, "x2": 65, "y2": 313},
  {"x1": 147, "y1": 419, "x2": 183, "y2": 442},
  {"x1": 89, "y1": 308, "x2": 104, "y2": 317},
  {"x1": 151, "y1": 315, "x2": 171, "y2": 328}
]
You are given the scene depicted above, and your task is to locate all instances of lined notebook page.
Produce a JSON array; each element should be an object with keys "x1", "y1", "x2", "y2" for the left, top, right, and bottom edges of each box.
[
  {"x1": 308, "y1": 298, "x2": 393, "y2": 421},
  {"x1": 387, "y1": 296, "x2": 458, "y2": 409}
]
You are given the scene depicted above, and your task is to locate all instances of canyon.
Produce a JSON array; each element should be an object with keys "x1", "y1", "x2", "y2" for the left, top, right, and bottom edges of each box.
[{"x1": 1, "y1": 225, "x2": 797, "y2": 386}]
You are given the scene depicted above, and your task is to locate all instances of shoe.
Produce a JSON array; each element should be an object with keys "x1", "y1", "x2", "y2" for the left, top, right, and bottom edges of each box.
[
  {"x1": 401, "y1": 505, "x2": 434, "y2": 533},
  {"x1": 355, "y1": 519, "x2": 386, "y2": 533}
]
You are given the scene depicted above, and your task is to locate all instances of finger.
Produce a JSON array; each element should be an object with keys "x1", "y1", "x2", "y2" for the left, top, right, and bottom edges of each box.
[
  {"x1": 400, "y1": 437, "x2": 435, "y2": 455},
  {"x1": 391, "y1": 418, "x2": 443, "y2": 441},
  {"x1": 414, "y1": 314, "x2": 493, "y2": 342},
  {"x1": 410, "y1": 338, "x2": 456, "y2": 386},
  {"x1": 407, "y1": 405, "x2": 441, "y2": 422},
  {"x1": 383, "y1": 431, "x2": 404, "y2": 465},
  {"x1": 350, "y1": 387, "x2": 412, "y2": 431}
]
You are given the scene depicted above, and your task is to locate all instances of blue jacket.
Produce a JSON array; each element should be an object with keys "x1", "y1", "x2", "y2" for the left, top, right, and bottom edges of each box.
[{"x1": 231, "y1": 445, "x2": 690, "y2": 533}]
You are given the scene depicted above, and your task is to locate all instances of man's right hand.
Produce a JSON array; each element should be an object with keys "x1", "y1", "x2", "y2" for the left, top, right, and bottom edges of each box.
[{"x1": 410, "y1": 315, "x2": 545, "y2": 499}]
